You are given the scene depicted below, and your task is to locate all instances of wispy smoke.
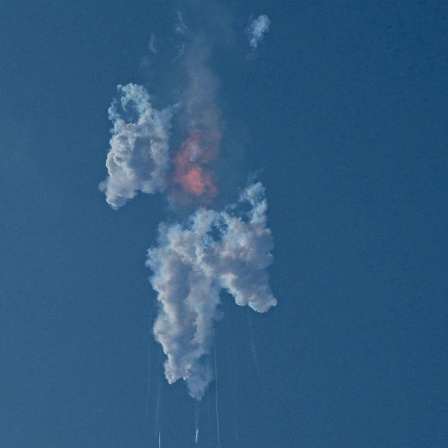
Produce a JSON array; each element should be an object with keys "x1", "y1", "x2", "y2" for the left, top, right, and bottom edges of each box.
[
  {"x1": 175, "y1": 12, "x2": 188, "y2": 35},
  {"x1": 99, "y1": 84, "x2": 173, "y2": 209},
  {"x1": 247, "y1": 15, "x2": 271, "y2": 51},
  {"x1": 146, "y1": 182, "x2": 276, "y2": 399},
  {"x1": 100, "y1": 9, "x2": 276, "y2": 400},
  {"x1": 149, "y1": 34, "x2": 157, "y2": 54}
]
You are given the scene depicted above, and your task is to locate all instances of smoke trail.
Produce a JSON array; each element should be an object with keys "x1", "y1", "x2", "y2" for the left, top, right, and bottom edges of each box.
[
  {"x1": 228, "y1": 333, "x2": 239, "y2": 446},
  {"x1": 145, "y1": 303, "x2": 156, "y2": 417},
  {"x1": 207, "y1": 390, "x2": 212, "y2": 446},
  {"x1": 155, "y1": 377, "x2": 162, "y2": 443},
  {"x1": 247, "y1": 310, "x2": 263, "y2": 384},
  {"x1": 214, "y1": 342, "x2": 221, "y2": 448},
  {"x1": 145, "y1": 329, "x2": 151, "y2": 418},
  {"x1": 195, "y1": 401, "x2": 199, "y2": 444}
]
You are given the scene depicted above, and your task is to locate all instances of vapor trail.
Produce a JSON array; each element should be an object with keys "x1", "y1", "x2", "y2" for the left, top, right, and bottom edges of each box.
[
  {"x1": 155, "y1": 378, "x2": 162, "y2": 442},
  {"x1": 214, "y1": 343, "x2": 221, "y2": 448},
  {"x1": 195, "y1": 401, "x2": 200, "y2": 444},
  {"x1": 145, "y1": 304, "x2": 155, "y2": 417},
  {"x1": 229, "y1": 339, "x2": 239, "y2": 446},
  {"x1": 207, "y1": 390, "x2": 212, "y2": 447},
  {"x1": 247, "y1": 311, "x2": 263, "y2": 385}
]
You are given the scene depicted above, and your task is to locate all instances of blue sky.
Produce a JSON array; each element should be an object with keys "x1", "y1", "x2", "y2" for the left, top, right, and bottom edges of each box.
[{"x1": 1, "y1": 1, "x2": 447, "y2": 447}]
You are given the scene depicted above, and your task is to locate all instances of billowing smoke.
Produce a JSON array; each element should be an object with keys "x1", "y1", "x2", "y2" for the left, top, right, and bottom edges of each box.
[
  {"x1": 99, "y1": 84, "x2": 173, "y2": 209},
  {"x1": 99, "y1": 11, "x2": 276, "y2": 400},
  {"x1": 247, "y1": 15, "x2": 272, "y2": 51},
  {"x1": 146, "y1": 182, "x2": 276, "y2": 399}
]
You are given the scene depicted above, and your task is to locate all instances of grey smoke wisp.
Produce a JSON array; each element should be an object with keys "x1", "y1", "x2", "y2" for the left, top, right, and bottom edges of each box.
[
  {"x1": 146, "y1": 182, "x2": 276, "y2": 400},
  {"x1": 247, "y1": 15, "x2": 271, "y2": 51}
]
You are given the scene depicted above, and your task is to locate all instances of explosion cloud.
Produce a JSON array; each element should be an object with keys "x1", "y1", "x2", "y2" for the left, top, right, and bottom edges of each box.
[{"x1": 100, "y1": 9, "x2": 276, "y2": 400}]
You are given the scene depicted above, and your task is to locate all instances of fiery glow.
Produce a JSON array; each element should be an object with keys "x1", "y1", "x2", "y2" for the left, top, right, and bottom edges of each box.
[
  {"x1": 183, "y1": 167, "x2": 211, "y2": 195},
  {"x1": 172, "y1": 132, "x2": 219, "y2": 203}
]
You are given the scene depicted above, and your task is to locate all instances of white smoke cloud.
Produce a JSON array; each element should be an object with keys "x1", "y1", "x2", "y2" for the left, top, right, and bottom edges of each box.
[
  {"x1": 99, "y1": 83, "x2": 173, "y2": 209},
  {"x1": 247, "y1": 15, "x2": 271, "y2": 51},
  {"x1": 146, "y1": 182, "x2": 277, "y2": 400}
]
